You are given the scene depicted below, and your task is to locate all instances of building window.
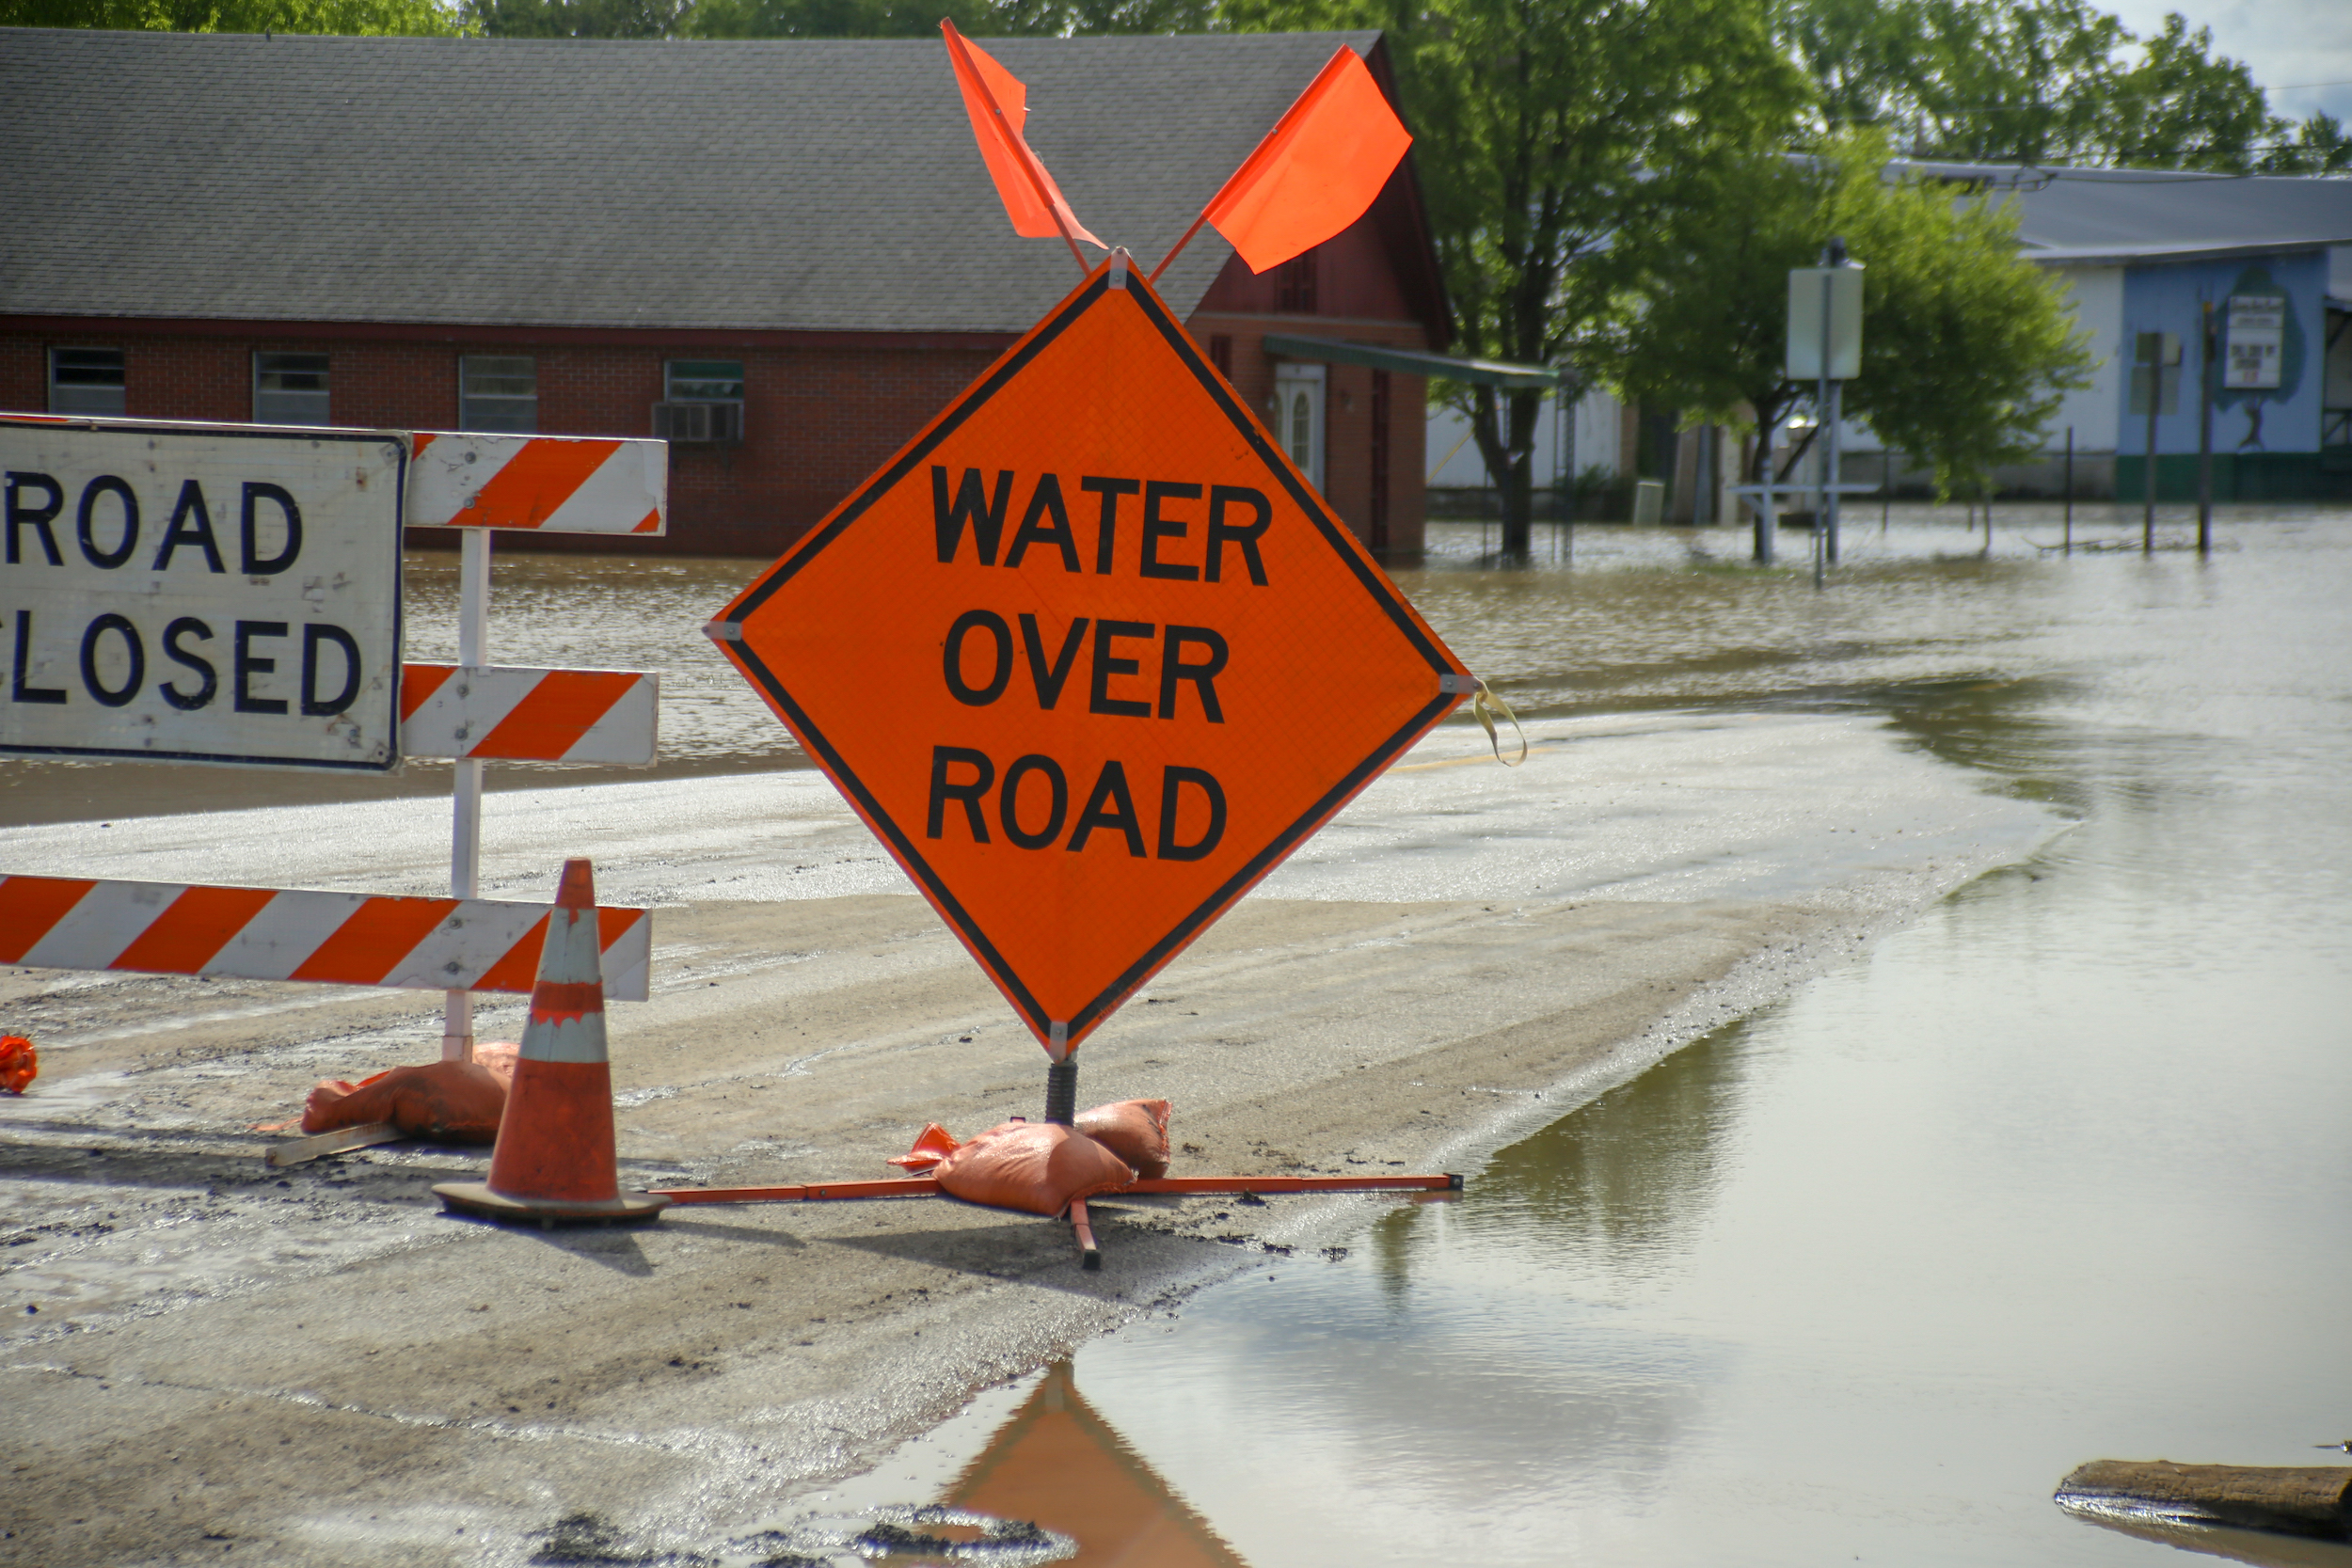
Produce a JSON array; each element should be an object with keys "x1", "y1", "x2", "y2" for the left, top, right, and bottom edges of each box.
[
  {"x1": 254, "y1": 352, "x2": 330, "y2": 426},
  {"x1": 460, "y1": 355, "x2": 537, "y2": 433},
  {"x1": 666, "y1": 359, "x2": 743, "y2": 404},
  {"x1": 654, "y1": 358, "x2": 745, "y2": 443},
  {"x1": 1277, "y1": 249, "x2": 1318, "y2": 315},
  {"x1": 50, "y1": 347, "x2": 125, "y2": 416},
  {"x1": 1209, "y1": 335, "x2": 1233, "y2": 379}
]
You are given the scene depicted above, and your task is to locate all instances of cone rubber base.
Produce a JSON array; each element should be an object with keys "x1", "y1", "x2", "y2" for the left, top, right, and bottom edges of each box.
[{"x1": 433, "y1": 1181, "x2": 670, "y2": 1227}]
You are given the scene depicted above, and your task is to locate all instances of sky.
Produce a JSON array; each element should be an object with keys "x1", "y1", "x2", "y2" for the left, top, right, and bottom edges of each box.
[{"x1": 2104, "y1": 0, "x2": 2352, "y2": 126}]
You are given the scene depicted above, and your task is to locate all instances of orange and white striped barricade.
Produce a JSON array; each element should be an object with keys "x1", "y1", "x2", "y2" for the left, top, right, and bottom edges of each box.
[
  {"x1": 401, "y1": 664, "x2": 658, "y2": 766},
  {"x1": 405, "y1": 433, "x2": 667, "y2": 537},
  {"x1": 401, "y1": 431, "x2": 669, "y2": 1058},
  {"x1": 0, "y1": 873, "x2": 653, "y2": 1002}
]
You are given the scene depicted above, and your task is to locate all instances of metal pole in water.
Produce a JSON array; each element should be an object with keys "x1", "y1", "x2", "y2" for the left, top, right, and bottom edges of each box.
[
  {"x1": 2143, "y1": 376, "x2": 2159, "y2": 555},
  {"x1": 2197, "y1": 300, "x2": 2215, "y2": 556},
  {"x1": 1821, "y1": 264, "x2": 1844, "y2": 570},
  {"x1": 442, "y1": 528, "x2": 490, "y2": 1064},
  {"x1": 2063, "y1": 426, "x2": 2074, "y2": 553},
  {"x1": 1815, "y1": 269, "x2": 1831, "y2": 590},
  {"x1": 1756, "y1": 418, "x2": 1778, "y2": 565}
]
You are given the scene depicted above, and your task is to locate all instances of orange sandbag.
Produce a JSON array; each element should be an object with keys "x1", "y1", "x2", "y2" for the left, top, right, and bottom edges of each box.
[
  {"x1": 300, "y1": 1044, "x2": 519, "y2": 1143},
  {"x1": 1075, "y1": 1099, "x2": 1171, "y2": 1180},
  {"x1": 0, "y1": 1035, "x2": 35, "y2": 1095},
  {"x1": 934, "y1": 1120, "x2": 1136, "y2": 1216},
  {"x1": 888, "y1": 1122, "x2": 963, "y2": 1173}
]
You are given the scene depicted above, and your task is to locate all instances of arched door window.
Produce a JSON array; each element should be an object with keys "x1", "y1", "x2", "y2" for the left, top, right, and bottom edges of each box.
[{"x1": 1271, "y1": 363, "x2": 1326, "y2": 491}]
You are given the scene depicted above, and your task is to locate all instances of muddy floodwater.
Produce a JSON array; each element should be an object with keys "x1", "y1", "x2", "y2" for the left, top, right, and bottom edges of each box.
[
  {"x1": 783, "y1": 508, "x2": 2352, "y2": 1566},
  {"x1": 5, "y1": 505, "x2": 2350, "y2": 1567}
]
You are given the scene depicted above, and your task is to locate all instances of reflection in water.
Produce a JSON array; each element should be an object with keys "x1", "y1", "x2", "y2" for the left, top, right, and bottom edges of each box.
[
  {"x1": 1464, "y1": 1022, "x2": 1744, "y2": 1280},
  {"x1": 946, "y1": 1363, "x2": 1248, "y2": 1568},
  {"x1": 1368, "y1": 1023, "x2": 1744, "y2": 1302},
  {"x1": 2061, "y1": 1508, "x2": 2352, "y2": 1568},
  {"x1": 729, "y1": 1364, "x2": 1242, "y2": 1568}
]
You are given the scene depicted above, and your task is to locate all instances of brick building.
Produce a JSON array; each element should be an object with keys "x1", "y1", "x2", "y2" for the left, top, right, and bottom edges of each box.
[{"x1": 1, "y1": 27, "x2": 1467, "y2": 557}]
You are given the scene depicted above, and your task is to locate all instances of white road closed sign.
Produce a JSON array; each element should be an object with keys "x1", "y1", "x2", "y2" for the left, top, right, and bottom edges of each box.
[{"x1": 1, "y1": 417, "x2": 405, "y2": 770}]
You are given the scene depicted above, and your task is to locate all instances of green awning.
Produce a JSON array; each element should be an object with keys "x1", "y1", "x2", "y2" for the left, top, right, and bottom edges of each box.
[{"x1": 1260, "y1": 333, "x2": 1561, "y2": 390}]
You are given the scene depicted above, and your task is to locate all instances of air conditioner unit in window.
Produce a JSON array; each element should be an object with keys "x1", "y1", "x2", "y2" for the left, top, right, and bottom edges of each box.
[{"x1": 651, "y1": 401, "x2": 744, "y2": 443}]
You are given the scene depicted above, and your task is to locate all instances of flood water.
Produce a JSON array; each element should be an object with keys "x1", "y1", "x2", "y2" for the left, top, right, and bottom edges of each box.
[
  {"x1": 776, "y1": 506, "x2": 2352, "y2": 1566},
  {"x1": 8, "y1": 506, "x2": 2351, "y2": 1563}
]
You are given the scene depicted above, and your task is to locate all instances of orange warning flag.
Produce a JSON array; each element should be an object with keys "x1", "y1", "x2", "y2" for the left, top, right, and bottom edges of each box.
[
  {"x1": 943, "y1": 22, "x2": 1104, "y2": 252},
  {"x1": 1202, "y1": 44, "x2": 1411, "y2": 275}
]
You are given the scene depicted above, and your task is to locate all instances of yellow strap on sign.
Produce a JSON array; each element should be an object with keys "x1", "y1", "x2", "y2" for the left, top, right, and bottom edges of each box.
[{"x1": 1471, "y1": 677, "x2": 1527, "y2": 767}]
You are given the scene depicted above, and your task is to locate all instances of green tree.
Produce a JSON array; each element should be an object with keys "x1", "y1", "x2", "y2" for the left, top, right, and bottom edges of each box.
[
  {"x1": 679, "y1": 0, "x2": 1211, "y2": 38},
  {"x1": 1775, "y1": 0, "x2": 2328, "y2": 174},
  {"x1": 1232, "y1": 0, "x2": 1806, "y2": 557},
  {"x1": 3, "y1": 0, "x2": 465, "y2": 29},
  {"x1": 2261, "y1": 111, "x2": 2352, "y2": 176},
  {"x1": 2099, "y1": 12, "x2": 2275, "y2": 169},
  {"x1": 1781, "y1": 0, "x2": 2128, "y2": 165},
  {"x1": 1613, "y1": 132, "x2": 2092, "y2": 504},
  {"x1": 467, "y1": 0, "x2": 676, "y2": 35}
]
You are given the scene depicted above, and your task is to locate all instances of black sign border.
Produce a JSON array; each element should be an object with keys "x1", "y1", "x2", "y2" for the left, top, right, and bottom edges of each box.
[{"x1": 717, "y1": 266, "x2": 1464, "y2": 1044}]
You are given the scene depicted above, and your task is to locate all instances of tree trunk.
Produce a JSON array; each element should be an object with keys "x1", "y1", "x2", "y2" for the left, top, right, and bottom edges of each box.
[
  {"x1": 1498, "y1": 456, "x2": 1534, "y2": 559},
  {"x1": 1471, "y1": 386, "x2": 1548, "y2": 562}
]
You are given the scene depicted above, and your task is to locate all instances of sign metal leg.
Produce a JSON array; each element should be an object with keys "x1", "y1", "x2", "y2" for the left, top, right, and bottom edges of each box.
[{"x1": 441, "y1": 529, "x2": 492, "y2": 1065}]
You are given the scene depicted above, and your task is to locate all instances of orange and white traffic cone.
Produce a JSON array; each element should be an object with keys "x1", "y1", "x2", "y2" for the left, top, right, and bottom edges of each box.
[{"x1": 433, "y1": 858, "x2": 668, "y2": 1227}]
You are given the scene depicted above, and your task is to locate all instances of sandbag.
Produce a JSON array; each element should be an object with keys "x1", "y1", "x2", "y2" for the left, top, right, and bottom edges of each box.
[
  {"x1": 934, "y1": 1120, "x2": 1136, "y2": 1216},
  {"x1": 887, "y1": 1122, "x2": 962, "y2": 1174},
  {"x1": 0, "y1": 1035, "x2": 35, "y2": 1095},
  {"x1": 1075, "y1": 1099, "x2": 1171, "y2": 1180},
  {"x1": 300, "y1": 1043, "x2": 519, "y2": 1143}
]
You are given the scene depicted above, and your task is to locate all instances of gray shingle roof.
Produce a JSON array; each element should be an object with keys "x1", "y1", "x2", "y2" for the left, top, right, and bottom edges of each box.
[
  {"x1": 0, "y1": 27, "x2": 1380, "y2": 334},
  {"x1": 1893, "y1": 158, "x2": 2352, "y2": 260}
]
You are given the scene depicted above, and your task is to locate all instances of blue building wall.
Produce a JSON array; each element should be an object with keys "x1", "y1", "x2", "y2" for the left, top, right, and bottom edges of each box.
[{"x1": 2118, "y1": 248, "x2": 2341, "y2": 499}]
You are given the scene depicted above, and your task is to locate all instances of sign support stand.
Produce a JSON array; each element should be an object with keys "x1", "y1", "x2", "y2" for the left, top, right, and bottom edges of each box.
[{"x1": 441, "y1": 528, "x2": 491, "y2": 1064}]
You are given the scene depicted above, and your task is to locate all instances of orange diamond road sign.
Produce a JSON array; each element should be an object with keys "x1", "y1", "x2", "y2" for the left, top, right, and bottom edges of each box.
[{"x1": 707, "y1": 259, "x2": 1470, "y2": 1054}]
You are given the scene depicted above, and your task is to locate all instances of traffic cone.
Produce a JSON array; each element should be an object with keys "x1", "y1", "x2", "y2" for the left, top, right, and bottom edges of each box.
[{"x1": 433, "y1": 858, "x2": 668, "y2": 1227}]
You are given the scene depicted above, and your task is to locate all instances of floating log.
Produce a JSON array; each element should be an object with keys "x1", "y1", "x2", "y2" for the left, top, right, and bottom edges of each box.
[{"x1": 2057, "y1": 1461, "x2": 2352, "y2": 1540}]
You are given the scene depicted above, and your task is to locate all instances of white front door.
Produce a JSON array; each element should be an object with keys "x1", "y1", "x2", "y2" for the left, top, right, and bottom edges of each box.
[{"x1": 1272, "y1": 363, "x2": 1326, "y2": 492}]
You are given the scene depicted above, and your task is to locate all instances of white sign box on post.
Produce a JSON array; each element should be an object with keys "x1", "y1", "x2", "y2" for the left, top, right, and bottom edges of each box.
[
  {"x1": 2224, "y1": 295, "x2": 2285, "y2": 390},
  {"x1": 0, "y1": 417, "x2": 405, "y2": 770},
  {"x1": 1786, "y1": 264, "x2": 1865, "y2": 381}
]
